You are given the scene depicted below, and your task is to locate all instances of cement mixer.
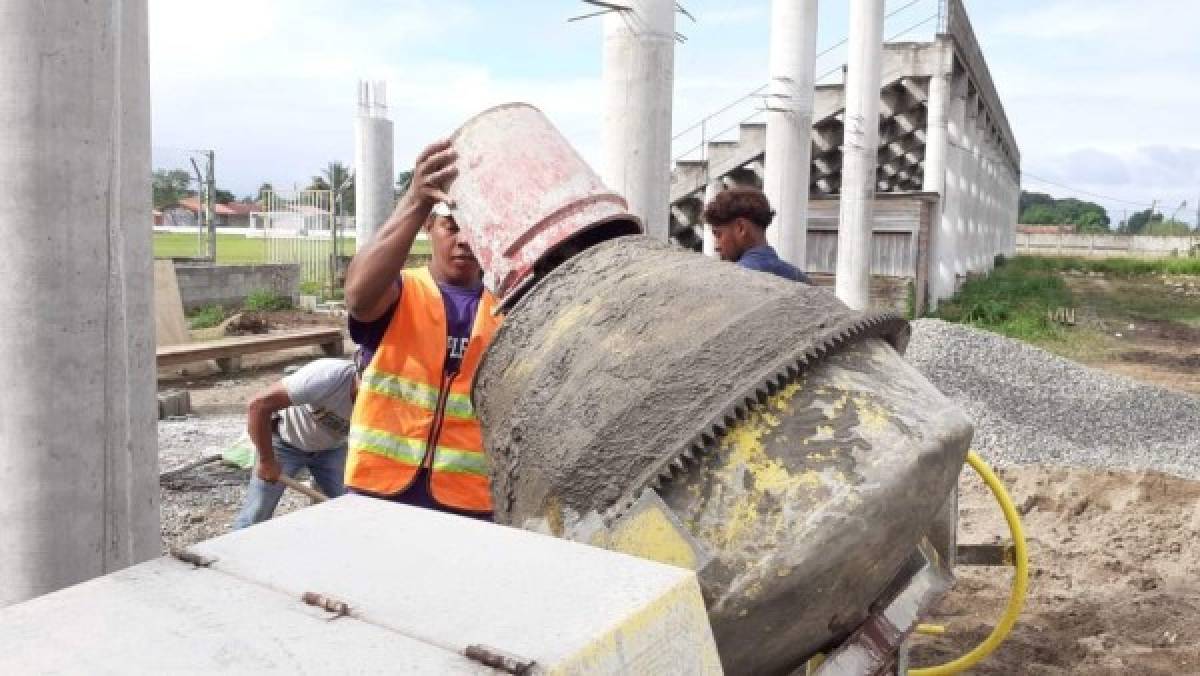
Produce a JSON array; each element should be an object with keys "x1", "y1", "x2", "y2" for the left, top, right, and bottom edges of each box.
[{"x1": 448, "y1": 104, "x2": 1021, "y2": 674}]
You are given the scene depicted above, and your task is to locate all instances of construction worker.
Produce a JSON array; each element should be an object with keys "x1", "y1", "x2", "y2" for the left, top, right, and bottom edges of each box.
[
  {"x1": 343, "y1": 139, "x2": 501, "y2": 520},
  {"x1": 231, "y1": 355, "x2": 360, "y2": 529},
  {"x1": 704, "y1": 187, "x2": 810, "y2": 282}
]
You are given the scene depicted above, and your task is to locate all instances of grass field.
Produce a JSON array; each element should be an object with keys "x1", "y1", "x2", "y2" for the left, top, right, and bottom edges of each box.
[
  {"x1": 933, "y1": 255, "x2": 1200, "y2": 361},
  {"x1": 933, "y1": 256, "x2": 1074, "y2": 343},
  {"x1": 153, "y1": 232, "x2": 432, "y2": 264}
]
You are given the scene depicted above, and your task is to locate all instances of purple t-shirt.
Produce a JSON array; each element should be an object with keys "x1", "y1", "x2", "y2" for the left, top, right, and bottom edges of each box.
[{"x1": 349, "y1": 278, "x2": 482, "y2": 375}]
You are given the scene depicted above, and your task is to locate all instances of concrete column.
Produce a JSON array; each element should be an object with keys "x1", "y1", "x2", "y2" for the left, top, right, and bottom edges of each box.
[
  {"x1": 922, "y1": 40, "x2": 953, "y2": 197},
  {"x1": 931, "y1": 73, "x2": 968, "y2": 306},
  {"x1": 923, "y1": 40, "x2": 953, "y2": 309},
  {"x1": 763, "y1": 0, "x2": 819, "y2": 267},
  {"x1": 963, "y1": 95, "x2": 981, "y2": 275},
  {"x1": 602, "y1": 0, "x2": 675, "y2": 240},
  {"x1": 1007, "y1": 169, "x2": 1019, "y2": 255},
  {"x1": 702, "y1": 179, "x2": 723, "y2": 257},
  {"x1": 995, "y1": 150, "x2": 1003, "y2": 263},
  {"x1": 354, "y1": 81, "x2": 395, "y2": 245},
  {"x1": 0, "y1": 0, "x2": 158, "y2": 607},
  {"x1": 835, "y1": 0, "x2": 885, "y2": 310}
]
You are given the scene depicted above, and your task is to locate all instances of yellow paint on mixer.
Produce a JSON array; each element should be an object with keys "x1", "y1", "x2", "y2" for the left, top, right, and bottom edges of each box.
[
  {"x1": 704, "y1": 384, "x2": 830, "y2": 550},
  {"x1": 852, "y1": 394, "x2": 892, "y2": 433}
]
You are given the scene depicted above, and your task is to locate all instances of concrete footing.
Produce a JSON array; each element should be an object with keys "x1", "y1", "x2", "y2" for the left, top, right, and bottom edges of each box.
[{"x1": 157, "y1": 390, "x2": 192, "y2": 419}]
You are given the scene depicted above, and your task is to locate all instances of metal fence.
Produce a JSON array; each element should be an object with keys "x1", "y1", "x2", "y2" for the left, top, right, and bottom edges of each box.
[{"x1": 259, "y1": 189, "x2": 352, "y2": 291}]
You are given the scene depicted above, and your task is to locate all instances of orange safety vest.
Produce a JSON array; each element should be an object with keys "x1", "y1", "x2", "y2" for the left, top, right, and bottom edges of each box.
[{"x1": 345, "y1": 267, "x2": 501, "y2": 512}]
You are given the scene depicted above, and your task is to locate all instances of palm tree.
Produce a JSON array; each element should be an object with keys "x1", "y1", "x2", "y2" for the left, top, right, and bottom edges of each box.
[{"x1": 321, "y1": 161, "x2": 354, "y2": 214}]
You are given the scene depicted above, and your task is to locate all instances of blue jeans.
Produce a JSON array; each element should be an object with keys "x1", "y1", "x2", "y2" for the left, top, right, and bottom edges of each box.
[{"x1": 232, "y1": 437, "x2": 347, "y2": 529}]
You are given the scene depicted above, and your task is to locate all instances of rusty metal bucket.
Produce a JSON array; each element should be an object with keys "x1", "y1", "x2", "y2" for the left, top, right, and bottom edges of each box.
[{"x1": 449, "y1": 103, "x2": 642, "y2": 308}]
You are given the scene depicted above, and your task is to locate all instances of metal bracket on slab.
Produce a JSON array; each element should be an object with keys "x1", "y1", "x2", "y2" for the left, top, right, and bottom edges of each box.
[
  {"x1": 302, "y1": 591, "x2": 351, "y2": 618},
  {"x1": 170, "y1": 548, "x2": 216, "y2": 568},
  {"x1": 464, "y1": 644, "x2": 535, "y2": 675}
]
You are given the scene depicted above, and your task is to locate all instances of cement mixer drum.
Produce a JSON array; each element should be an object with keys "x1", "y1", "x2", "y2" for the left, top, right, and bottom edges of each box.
[{"x1": 475, "y1": 238, "x2": 971, "y2": 674}]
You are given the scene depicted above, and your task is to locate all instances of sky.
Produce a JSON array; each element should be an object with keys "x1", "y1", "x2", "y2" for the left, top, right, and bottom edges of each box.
[{"x1": 149, "y1": 0, "x2": 1200, "y2": 227}]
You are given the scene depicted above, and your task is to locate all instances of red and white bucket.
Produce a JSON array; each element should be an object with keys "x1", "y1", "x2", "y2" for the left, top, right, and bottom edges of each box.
[{"x1": 449, "y1": 103, "x2": 642, "y2": 307}]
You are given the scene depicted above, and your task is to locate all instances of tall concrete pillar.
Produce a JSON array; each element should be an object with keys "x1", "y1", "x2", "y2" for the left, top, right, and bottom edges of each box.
[
  {"x1": 354, "y1": 81, "x2": 395, "y2": 245},
  {"x1": 923, "y1": 39, "x2": 954, "y2": 308},
  {"x1": 0, "y1": 0, "x2": 158, "y2": 607},
  {"x1": 602, "y1": 0, "x2": 675, "y2": 239},
  {"x1": 835, "y1": 0, "x2": 885, "y2": 310},
  {"x1": 763, "y1": 0, "x2": 819, "y2": 266},
  {"x1": 933, "y1": 73, "x2": 969, "y2": 304},
  {"x1": 965, "y1": 97, "x2": 982, "y2": 274},
  {"x1": 702, "y1": 178, "x2": 723, "y2": 257},
  {"x1": 986, "y1": 138, "x2": 1000, "y2": 269}
]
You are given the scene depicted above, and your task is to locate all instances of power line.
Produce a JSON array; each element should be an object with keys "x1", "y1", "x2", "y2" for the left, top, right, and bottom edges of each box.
[{"x1": 1021, "y1": 171, "x2": 1155, "y2": 209}]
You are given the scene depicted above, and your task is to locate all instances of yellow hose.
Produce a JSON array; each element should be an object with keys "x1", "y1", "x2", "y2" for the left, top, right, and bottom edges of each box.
[{"x1": 909, "y1": 450, "x2": 1029, "y2": 676}]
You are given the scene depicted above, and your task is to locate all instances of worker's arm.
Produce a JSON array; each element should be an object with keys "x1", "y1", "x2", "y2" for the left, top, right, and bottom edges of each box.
[
  {"x1": 246, "y1": 382, "x2": 293, "y2": 482},
  {"x1": 345, "y1": 139, "x2": 458, "y2": 321}
]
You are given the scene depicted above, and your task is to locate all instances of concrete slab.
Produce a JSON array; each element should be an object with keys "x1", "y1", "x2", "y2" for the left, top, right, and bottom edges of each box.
[
  {"x1": 0, "y1": 557, "x2": 492, "y2": 674},
  {"x1": 0, "y1": 496, "x2": 721, "y2": 674},
  {"x1": 190, "y1": 496, "x2": 721, "y2": 674}
]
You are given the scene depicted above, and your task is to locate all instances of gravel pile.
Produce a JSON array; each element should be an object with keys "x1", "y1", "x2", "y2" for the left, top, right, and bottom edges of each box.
[
  {"x1": 158, "y1": 415, "x2": 307, "y2": 551},
  {"x1": 905, "y1": 319, "x2": 1200, "y2": 479}
]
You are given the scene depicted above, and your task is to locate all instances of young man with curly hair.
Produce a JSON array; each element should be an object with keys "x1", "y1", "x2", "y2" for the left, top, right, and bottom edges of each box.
[{"x1": 703, "y1": 187, "x2": 809, "y2": 283}]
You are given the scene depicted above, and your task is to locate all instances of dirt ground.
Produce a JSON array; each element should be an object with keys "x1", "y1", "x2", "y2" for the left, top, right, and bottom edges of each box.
[
  {"x1": 1062, "y1": 274, "x2": 1200, "y2": 395},
  {"x1": 909, "y1": 466, "x2": 1200, "y2": 674}
]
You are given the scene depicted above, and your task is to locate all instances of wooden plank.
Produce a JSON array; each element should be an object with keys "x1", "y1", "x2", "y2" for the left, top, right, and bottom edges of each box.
[{"x1": 156, "y1": 328, "x2": 343, "y2": 367}]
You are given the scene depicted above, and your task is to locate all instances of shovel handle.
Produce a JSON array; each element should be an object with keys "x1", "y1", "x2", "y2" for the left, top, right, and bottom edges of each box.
[{"x1": 278, "y1": 475, "x2": 328, "y2": 503}]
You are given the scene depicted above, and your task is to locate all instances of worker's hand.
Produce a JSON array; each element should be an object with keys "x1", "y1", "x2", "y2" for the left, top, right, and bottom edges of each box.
[
  {"x1": 256, "y1": 457, "x2": 282, "y2": 483},
  {"x1": 401, "y1": 138, "x2": 458, "y2": 210}
]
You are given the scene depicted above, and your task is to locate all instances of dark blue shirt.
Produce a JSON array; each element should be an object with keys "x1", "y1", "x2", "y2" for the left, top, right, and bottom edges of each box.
[{"x1": 737, "y1": 245, "x2": 809, "y2": 283}]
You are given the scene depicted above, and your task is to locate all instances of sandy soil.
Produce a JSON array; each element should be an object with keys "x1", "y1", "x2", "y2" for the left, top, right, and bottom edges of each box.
[{"x1": 909, "y1": 466, "x2": 1200, "y2": 674}]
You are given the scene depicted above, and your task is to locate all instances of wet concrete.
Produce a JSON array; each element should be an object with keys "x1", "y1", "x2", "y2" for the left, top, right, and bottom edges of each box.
[{"x1": 475, "y1": 235, "x2": 908, "y2": 524}]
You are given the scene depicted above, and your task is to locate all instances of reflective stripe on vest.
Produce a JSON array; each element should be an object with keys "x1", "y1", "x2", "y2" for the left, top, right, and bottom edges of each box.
[
  {"x1": 360, "y1": 369, "x2": 477, "y2": 420},
  {"x1": 345, "y1": 267, "x2": 500, "y2": 511}
]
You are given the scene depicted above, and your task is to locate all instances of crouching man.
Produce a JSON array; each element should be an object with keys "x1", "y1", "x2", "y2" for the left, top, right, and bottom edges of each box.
[{"x1": 231, "y1": 355, "x2": 360, "y2": 529}]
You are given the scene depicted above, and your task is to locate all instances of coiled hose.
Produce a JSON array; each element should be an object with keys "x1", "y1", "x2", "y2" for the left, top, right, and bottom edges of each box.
[{"x1": 909, "y1": 450, "x2": 1029, "y2": 676}]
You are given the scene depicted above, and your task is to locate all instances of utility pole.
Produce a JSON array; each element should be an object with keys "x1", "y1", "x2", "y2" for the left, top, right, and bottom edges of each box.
[
  {"x1": 205, "y1": 150, "x2": 216, "y2": 262},
  {"x1": 189, "y1": 150, "x2": 216, "y2": 261}
]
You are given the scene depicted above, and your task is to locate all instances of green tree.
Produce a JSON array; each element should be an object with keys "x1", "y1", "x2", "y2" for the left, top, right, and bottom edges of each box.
[
  {"x1": 1144, "y1": 219, "x2": 1191, "y2": 236},
  {"x1": 152, "y1": 168, "x2": 194, "y2": 209},
  {"x1": 323, "y1": 161, "x2": 355, "y2": 214},
  {"x1": 306, "y1": 176, "x2": 332, "y2": 191},
  {"x1": 1119, "y1": 208, "x2": 1162, "y2": 234},
  {"x1": 396, "y1": 169, "x2": 413, "y2": 198},
  {"x1": 214, "y1": 188, "x2": 236, "y2": 204},
  {"x1": 1018, "y1": 190, "x2": 1110, "y2": 229},
  {"x1": 1021, "y1": 204, "x2": 1058, "y2": 224}
]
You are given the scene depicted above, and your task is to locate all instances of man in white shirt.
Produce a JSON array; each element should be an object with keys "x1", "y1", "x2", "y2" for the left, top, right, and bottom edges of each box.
[{"x1": 231, "y1": 356, "x2": 359, "y2": 529}]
